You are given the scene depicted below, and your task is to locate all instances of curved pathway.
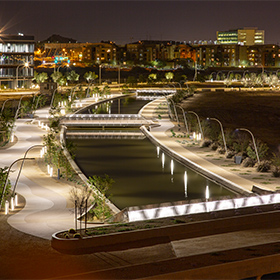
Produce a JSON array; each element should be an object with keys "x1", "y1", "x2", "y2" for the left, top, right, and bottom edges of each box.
[{"x1": 2, "y1": 116, "x2": 75, "y2": 240}]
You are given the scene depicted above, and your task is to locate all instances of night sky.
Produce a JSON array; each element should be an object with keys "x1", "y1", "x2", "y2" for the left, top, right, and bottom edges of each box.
[{"x1": 1, "y1": 0, "x2": 280, "y2": 45}]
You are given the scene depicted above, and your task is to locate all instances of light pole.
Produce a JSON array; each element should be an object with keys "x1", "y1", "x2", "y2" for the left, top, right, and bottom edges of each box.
[
  {"x1": 207, "y1": 117, "x2": 227, "y2": 155},
  {"x1": 166, "y1": 85, "x2": 179, "y2": 122},
  {"x1": 188, "y1": 111, "x2": 204, "y2": 141},
  {"x1": 0, "y1": 157, "x2": 35, "y2": 209},
  {"x1": 50, "y1": 87, "x2": 60, "y2": 108},
  {"x1": 236, "y1": 128, "x2": 260, "y2": 164},
  {"x1": 16, "y1": 62, "x2": 29, "y2": 90},
  {"x1": 216, "y1": 71, "x2": 223, "y2": 81},
  {"x1": 1, "y1": 98, "x2": 15, "y2": 116},
  {"x1": 243, "y1": 70, "x2": 250, "y2": 79},
  {"x1": 118, "y1": 65, "x2": 121, "y2": 91},
  {"x1": 12, "y1": 145, "x2": 44, "y2": 196},
  {"x1": 14, "y1": 95, "x2": 25, "y2": 120},
  {"x1": 99, "y1": 64, "x2": 102, "y2": 85},
  {"x1": 161, "y1": 90, "x2": 173, "y2": 120},
  {"x1": 227, "y1": 71, "x2": 233, "y2": 80},
  {"x1": 176, "y1": 105, "x2": 189, "y2": 134},
  {"x1": 209, "y1": 72, "x2": 216, "y2": 81},
  {"x1": 168, "y1": 98, "x2": 179, "y2": 124}
]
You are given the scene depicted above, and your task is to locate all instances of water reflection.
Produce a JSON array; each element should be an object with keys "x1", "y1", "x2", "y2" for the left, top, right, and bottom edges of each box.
[{"x1": 71, "y1": 138, "x2": 235, "y2": 209}]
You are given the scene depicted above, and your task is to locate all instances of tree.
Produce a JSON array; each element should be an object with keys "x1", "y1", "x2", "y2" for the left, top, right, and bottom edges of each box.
[
  {"x1": 66, "y1": 70, "x2": 79, "y2": 84},
  {"x1": 88, "y1": 174, "x2": 114, "y2": 222},
  {"x1": 126, "y1": 76, "x2": 137, "y2": 87},
  {"x1": 33, "y1": 71, "x2": 48, "y2": 84},
  {"x1": 165, "y1": 72, "x2": 174, "y2": 81},
  {"x1": 84, "y1": 71, "x2": 98, "y2": 83},
  {"x1": 148, "y1": 73, "x2": 157, "y2": 83},
  {"x1": 51, "y1": 71, "x2": 63, "y2": 83}
]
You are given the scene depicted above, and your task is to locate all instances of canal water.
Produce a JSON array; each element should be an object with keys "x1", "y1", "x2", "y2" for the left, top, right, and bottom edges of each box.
[
  {"x1": 69, "y1": 96, "x2": 235, "y2": 209},
  {"x1": 70, "y1": 138, "x2": 234, "y2": 209}
]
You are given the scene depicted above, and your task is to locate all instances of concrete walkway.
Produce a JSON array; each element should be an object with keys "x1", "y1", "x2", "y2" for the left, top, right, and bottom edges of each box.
[
  {"x1": 2, "y1": 118, "x2": 75, "y2": 240},
  {"x1": 140, "y1": 97, "x2": 277, "y2": 195},
  {"x1": 3, "y1": 93, "x2": 123, "y2": 240}
]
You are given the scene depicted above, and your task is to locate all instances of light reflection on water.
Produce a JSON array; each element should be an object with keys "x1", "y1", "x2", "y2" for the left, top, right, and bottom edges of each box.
[{"x1": 71, "y1": 138, "x2": 235, "y2": 210}]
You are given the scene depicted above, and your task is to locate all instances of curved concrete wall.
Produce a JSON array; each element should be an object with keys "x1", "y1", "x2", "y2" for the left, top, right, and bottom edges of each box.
[{"x1": 141, "y1": 125, "x2": 249, "y2": 197}]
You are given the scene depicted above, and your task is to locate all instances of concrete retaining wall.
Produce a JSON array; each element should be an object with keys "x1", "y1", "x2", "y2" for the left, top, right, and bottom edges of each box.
[{"x1": 51, "y1": 210, "x2": 280, "y2": 255}]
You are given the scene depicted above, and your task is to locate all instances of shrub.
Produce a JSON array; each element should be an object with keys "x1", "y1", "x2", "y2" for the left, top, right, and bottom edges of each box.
[
  {"x1": 73, "y1": 233, "x2": 81, "y2": 238},
  {"x1": 242, "y1": 157, "x2": 256, "y2": 167},
  {"x1": 272, "y1": 166, "x2": 280, "y2": 177},
  {"x1": 226, "y1": 150, "x2": 235, "y2": 159},
  {"x1": 217, "y1": 147, "x2": 225, "y2": 154},
  {"x1": 210, "y1": 142, "x2": 218, "y2": 151},
  {"x1": 256, "y1": 160, "x2": 271, "y2": 173},
  {"x1": 201, "y1": 140, "x2": 212, "y2": 148},
  {"x1": 68, "y1": 228, "x2": 76, "y2": 234}
]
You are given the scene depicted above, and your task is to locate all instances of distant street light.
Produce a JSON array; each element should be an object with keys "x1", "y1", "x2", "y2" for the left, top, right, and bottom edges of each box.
[
  {"x1": 176, "y1": 105, "x2": 189, "y2": 134},
  {"x1": 50, "y1": 87, "x2": 60, "y2": 108},
  {"x1": 236, "y1": 128, "x2": 260, "y2": 164},
  {"x1": 16, "y1": 62, "x2": 29, "y2": 90},
  {"x1": 169, "y1": 98, "x2": 179, "y2": 124},
  {"x1": 207, "y1": 117, "x2": 227, "y2": 155},
  {"x1": 99, "y1": 64, "x2": 103, "y2": 85},
  {"x1": 188, "y1": 111, "x2": 204, "y2": 140}
]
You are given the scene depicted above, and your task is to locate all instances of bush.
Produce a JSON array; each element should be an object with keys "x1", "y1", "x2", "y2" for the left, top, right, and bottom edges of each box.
[
  {"x1": 242, "y1": 157, "x2": 256, "y2": 167},
  {"x1": 217, "y1": 147, "x2": 225, "y2": 154},
  {"x1": 226, "y1": 150, "x2": 235, "y2": 159},
  {"x1": 68, "y1": 228, "x2": 76, "y2": 234},
  {"x1": 256, "y1": 160, "x2": 271, "y2": 173},
  {"x1": 73, "y1": 233, "x2": 81, "y2": 238},
  {"x1": 272, "y1": 166, "x2": 280, "y2": 177},
  {"x1": 210, "y1": 142, "x2": 218, "y2": 151},
  {"x1": 201, "y1": 140, "x2": 212, "y2": 148}
]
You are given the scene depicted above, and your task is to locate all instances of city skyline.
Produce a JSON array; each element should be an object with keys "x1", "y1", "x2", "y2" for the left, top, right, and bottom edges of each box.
[{"x1": 1, "y1": 1, "x2": 280, "y2": 45}]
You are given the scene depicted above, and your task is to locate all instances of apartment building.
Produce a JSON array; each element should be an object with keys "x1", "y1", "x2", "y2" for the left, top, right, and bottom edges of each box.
[{"x1": 0, "y1": 34, "x2": 34, "y2": 89}]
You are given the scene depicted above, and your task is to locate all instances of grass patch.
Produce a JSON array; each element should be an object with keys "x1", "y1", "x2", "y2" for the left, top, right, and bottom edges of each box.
[
  {"x1": 239, "y1": 173, "x2": 250, "y2": 175},
  {"x1": 252, "y1": 177, "x2": 263, "y2": 180},
  {"x1": 260, "y1": 182, "x2": 272, "y2": 184},
  {"x1": 206, "y1": 154, "x2": 214, "y2": 157},
  {"x1": 230, "y1": 169, "x2": 240, "y2": 172}
]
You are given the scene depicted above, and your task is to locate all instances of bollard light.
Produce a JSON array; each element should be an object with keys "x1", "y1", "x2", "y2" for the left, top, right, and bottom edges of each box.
[
  {"x1": 157, "y1": 146, "x2": 160, "y2": 158},
  {"x1": 184, "y1": 171, "x2": 188, "y2": 197},
  {"x1": 50, "y1": 167, "x2": 53, "y2": 177},
  {"x1": 14, "y1": 193, "x2": 18, "y2": 206},
  {"x1": 161, "y1": 153, "x2": 165, "y2": 169},
  {"x1": 10, "y1": 197, "x2": 14, "y2": 211},
  {"x1": 206, "y1": 185, "x2": 210, "y2": 200},
  {"x1": 5, "y1": 200, "x2": 9, "y2": 215},
  {"x1": 170, "y1": 160, "x2": 174, "y2": 175}
]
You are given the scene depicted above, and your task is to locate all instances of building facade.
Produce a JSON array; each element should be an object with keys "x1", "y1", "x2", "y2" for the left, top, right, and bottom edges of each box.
[
  {"x1": 0, "y1": 34, "x2": 34, "y2": 89},
  {"x1": 217, "y1": 27, "x2": 265, "y2": 45}
]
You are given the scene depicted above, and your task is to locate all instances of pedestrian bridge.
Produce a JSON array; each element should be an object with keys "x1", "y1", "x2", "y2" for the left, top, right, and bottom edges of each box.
[
  {"x1": 61, "y1": 114, "x2": 154, "y2": 128},
  {"x1": 66, "y1": 130, "x2": 146, "y2": 140}
]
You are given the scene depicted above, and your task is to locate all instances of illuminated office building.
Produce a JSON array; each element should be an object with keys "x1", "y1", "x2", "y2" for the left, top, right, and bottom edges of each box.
[
  {"x1": 0, "y1": 34, "x2": 34, "y2": 89},
  {"x1": 217, "y1": 27, "x2": 265, "y2": 45}
]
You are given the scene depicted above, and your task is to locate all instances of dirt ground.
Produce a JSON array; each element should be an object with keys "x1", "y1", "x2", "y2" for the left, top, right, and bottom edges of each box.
[{"x1": 182, "y1": 90, "x2": 280, "y2": 153}]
